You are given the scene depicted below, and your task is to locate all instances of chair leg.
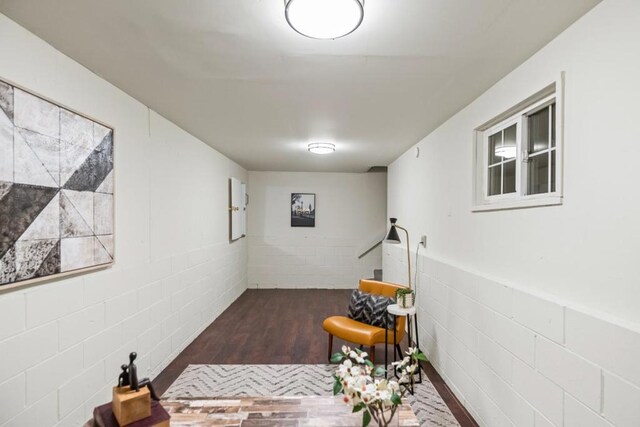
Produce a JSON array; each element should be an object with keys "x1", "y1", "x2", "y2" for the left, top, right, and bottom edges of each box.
[
  {"x1": 328, "y1": 334, "x2": 334, "y2": 362},
  {"x1": 369, "y1": 346, "x2": 376, "y2": 364}
]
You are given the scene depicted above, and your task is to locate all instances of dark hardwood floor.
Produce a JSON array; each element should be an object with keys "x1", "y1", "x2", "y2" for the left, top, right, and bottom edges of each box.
[{"x1": 153, "y1": 289, "x2": 478, "y2": 427}]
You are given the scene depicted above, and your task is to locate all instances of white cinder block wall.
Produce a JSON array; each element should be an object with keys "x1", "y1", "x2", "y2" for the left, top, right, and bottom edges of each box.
[
  {"x1": 384, "y1": 0, "x2": 640, "y2": 426},
  {"x1": 247, "y1": 171, "x2": 387, "y2": 289},
  {"x1": 0, "y1": 14, "x2": 247, "y2": 427}
]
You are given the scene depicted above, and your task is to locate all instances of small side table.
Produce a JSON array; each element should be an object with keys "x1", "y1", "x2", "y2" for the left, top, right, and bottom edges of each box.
[{"x1": 384, "y1": 303, "x2": 423, "y2": 394}]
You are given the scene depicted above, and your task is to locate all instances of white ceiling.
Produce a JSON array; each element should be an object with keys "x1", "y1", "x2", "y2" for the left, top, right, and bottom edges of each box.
[{"x1": 0, "y1": 0, "x2": 600, "y2": 172}]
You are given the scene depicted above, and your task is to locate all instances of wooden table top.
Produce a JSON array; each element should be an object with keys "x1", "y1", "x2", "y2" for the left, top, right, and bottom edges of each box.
[{"x1": 162, "y1": 395, "x2": 420, "y2": 426}]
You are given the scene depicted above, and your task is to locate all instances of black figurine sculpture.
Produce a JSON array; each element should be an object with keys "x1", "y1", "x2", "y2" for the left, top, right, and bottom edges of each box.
[
  {"x1": 137, "y1": 377, "x2": 160, "y2": 401},
  {"x1": 118, "y1": 364, "x2": 130, "y2": 387},
  {"x1": 128, "y1": 352, "x2": 139, "y2": 390},
  {"x1": 117, "y1": 352, "x2": 160, "y2": 401}
]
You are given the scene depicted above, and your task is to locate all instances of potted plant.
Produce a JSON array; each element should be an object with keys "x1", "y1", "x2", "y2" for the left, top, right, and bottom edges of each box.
[
  {"x1": 395, "y1": 287, "x2": 415, "y2": 309},
  {"x1": 331, "y1": 346, "x2": 427, "y2": 427}
]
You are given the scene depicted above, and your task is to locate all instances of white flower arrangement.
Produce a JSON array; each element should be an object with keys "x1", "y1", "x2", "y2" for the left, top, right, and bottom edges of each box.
[{"x1": 331, "y1": 345, "x2": 427, "y2": 426}]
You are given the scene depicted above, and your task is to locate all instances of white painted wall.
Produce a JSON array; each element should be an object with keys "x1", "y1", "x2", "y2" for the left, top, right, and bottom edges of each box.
[
  {"x1": 247, "y1": 171, "x2": 386, "y2": 289},
  {"x1": 384, "y1": 0, "x2": 640, "y2": 426},
  {"x1": 0, "y1": 14, "x2": 247, "y2": 427}
]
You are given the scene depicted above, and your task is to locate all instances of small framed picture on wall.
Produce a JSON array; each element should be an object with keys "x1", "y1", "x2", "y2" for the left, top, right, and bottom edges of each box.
[{"x1": 291, "y1": 193, "x2": 315, "y2": 227}]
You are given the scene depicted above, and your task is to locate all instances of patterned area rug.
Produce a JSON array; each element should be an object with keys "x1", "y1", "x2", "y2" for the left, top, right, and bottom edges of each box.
[{"x1": 163, "y1": 364, "x2": 460, "y2": 427}]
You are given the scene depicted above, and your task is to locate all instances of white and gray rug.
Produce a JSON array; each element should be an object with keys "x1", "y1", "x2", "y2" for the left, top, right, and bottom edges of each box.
[{"x1": 163, "y1": 364, "x2": 460, "y2": 427}]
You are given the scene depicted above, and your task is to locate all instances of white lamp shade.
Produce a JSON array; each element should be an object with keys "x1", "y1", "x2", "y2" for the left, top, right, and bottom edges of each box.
[{"x1": 285, "y1": 0, "x2": 365, "y2": 40}]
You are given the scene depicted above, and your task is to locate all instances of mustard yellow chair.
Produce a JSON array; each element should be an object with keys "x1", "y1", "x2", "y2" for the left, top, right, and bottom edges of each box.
[{"x1": 323, "y1": 279, "x2": 407, "y2": 363}]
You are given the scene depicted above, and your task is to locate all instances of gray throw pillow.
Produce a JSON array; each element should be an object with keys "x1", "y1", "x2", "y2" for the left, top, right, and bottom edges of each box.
[
  {"x1": 363, "y1": 294, "x2": 395, "y2": 328},
  {"x1": 347, "y1": 289, "x2": 369, "y2": 322}
]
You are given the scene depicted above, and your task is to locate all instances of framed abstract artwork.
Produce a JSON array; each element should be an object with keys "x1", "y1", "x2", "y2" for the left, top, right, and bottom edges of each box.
[
  {"x1": 0, "y1": 78, "x2": 114, "y2": 290},
  {"x1": 291, "y1": 193, "x2": 315, "y2": 227}
]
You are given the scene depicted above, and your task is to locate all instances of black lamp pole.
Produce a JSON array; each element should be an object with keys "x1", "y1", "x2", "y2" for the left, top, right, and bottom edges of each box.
[{"x1": 384, "y1": 218, "x2": 412, "y2": 290}]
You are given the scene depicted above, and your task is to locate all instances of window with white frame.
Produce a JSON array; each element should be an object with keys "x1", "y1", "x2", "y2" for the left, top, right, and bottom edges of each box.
[{"x1": 473, "y1": 80, "x2": 563, "y2": 211}]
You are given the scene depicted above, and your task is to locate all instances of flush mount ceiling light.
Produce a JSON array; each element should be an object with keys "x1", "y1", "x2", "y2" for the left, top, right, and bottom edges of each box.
[
  {"x1": 285, "y1": 0, "x2": 365, "y2": 40},
  {"x1": 308, "y1": 143, "x2": 335, "y2": 154}
]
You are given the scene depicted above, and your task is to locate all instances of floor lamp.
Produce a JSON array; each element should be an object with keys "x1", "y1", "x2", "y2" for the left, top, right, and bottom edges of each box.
[
  {"x1": 384, "y1": 218, "x2": 411, "y2": 290},
  {"x1": 384, "y1": 218, "x2": 423, "y2": 389}
]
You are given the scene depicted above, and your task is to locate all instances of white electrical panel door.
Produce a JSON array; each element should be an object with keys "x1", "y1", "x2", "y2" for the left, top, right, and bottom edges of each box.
[
  {"x1": 229, "y1": 177, "x2": 245, "y2": 241},
  {"x1": 241, "y1": 182, "x2": 247, "y2": 236}
]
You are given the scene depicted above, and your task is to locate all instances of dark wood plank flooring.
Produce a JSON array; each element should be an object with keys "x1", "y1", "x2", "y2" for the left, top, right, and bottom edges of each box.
[{"x1": 153, "y1": 289, "x2": 478, "y2": 427}]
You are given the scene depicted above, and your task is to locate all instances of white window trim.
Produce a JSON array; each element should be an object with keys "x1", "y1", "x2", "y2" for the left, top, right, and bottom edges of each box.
[
  {"x1": 483, "y1": 116, "x2": 521, "y2": 201},
  {"x1": 472, "y1": 74, "x2": 565, "y2": 212}
]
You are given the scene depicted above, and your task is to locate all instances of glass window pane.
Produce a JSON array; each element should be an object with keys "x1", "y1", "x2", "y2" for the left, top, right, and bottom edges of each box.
[
  {"x1": 528, "y1": 107, "x2": 549, "y2": 153},
  {"x1": 528, "y1": 152, "x2": 549, "y2": 194},
  {"x1": 551, "y1": 103, "x2": 556, "y2": 148},
  {"x1": 503, "y1": 160, "x2": 516, "y2": 194},
  {"x1": 488, "y1": 165, "x2": 501, "y2": 196},
  {"x1": 497, "y1": 124, "x2": 517, "y2": 160},
  {"x1": 551, "y1": 150, "x2": 556, "y2": 192},
  {"x1": 488, "y1": 131, "x2": 502, "y2": 165}
]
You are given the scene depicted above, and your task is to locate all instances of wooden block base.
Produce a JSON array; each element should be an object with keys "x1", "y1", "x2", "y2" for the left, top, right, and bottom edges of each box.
[{"x1": 112, "y1": 386, "x2": 151, "y2": 426}]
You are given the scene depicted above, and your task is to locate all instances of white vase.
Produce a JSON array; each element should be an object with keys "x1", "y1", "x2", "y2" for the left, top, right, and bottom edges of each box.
[{"x1": 398, "y1": 292, "x2": 415, "y2": 309}]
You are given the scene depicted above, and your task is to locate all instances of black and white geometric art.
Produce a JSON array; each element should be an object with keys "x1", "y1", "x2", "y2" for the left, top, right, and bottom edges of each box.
[{"x1": 0, "y1": 78, "x2": 114, "y2": 288}]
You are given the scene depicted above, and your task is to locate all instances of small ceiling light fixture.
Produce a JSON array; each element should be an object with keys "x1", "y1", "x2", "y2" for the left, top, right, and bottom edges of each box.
[
  {"x1": 308, "y1": 142, "x2": 335, "y2": 154},
  {"x1": 285, "y1": 0, "x2": 365, "y2": 40}
]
